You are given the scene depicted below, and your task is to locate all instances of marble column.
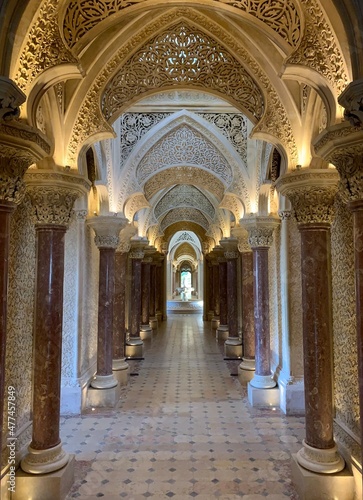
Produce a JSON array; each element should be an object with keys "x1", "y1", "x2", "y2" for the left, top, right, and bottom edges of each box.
[
  {"x1": 140, "y1": 255, "x2": 153, "y2": 339},
  {"x1": 207, "y1": 259, "x2": 214, "y2": 321},
  {"x1": 21, "y1": 170, "x2": 89, "y2": 474},
  {"x1": 113, "y1": 241, "x2": 130, "y2": 373},
  {"x1": 87, "y1": 215, "x2": 128, "y2": 389},
  {"x1": 242, "y1": 216, "x2": 280, "y2": 389},
  {"x1": 221, "y1": 238, "x2": 242, "y2": 358},
  {"x1": 216, "y1": 257, "x2": 228, "y2": 340},
  {"x1": 236, "y1": 230, "x2": 255, "y2": 379},
  {"x1": 126, "y1": 240, "x2": 146, "y2": 358},
  {"x1": 149, "y1": 259, "x2": 158, "y2": 330},
  {"x1": 276, "y1": 168, "x2": 344, "y2": 474},
  {"x1": 211, "y1": 254, "x2": 220, "y2": 330},
  {"x1": 155, "y1": 256, "x2": 163, "y2": 323}
]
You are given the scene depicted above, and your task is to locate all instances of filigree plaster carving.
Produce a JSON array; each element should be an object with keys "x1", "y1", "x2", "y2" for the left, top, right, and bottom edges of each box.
[
  {"x1": 62, "y1": 0, "x2": 301, "y2": 49},
  {"x1": 144, "y1": 166, "x2": 225, "y2": 201},
  {"x1": 328, "y1": 143, "x2": 363, "y2": 202},
  {"x1": 248, "y1": 227, "x2": 275, "y2": 247},
  {"x1": 94, "y1": 235, "x2": 119, "y2": 248},
  {"x1": 160, "y1": 208, "x2": 209, "y2": 232},
  {"x1": 155, "y1": 185, "x2": 215, "y2": 220},
  {"x1": 219, "y1": 193, "x2": 244, "y2": 224},
  {"x1": 286, "y1": 0, "x2": 348, "y2": 94},
  {"x1": 14, "y1": 0, "x2": 77, "y2": 91},
  {"x1": 26, "y1": 187, "x2": 80, "y2": 226},
  {"x1": 124, "y1": 193, "x2": 150, "y2": 221},
  {"x1": 136, "y1": 125, "x2": 233, "y2": 185},
  {"x1": 0, "y1": 151, "x2": 32, "y2": 204}
]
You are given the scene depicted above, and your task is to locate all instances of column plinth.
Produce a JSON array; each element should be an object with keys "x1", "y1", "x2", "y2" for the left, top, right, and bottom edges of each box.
[{"x1": 276, "y1": 167, "x2": 344, "y2": 474}]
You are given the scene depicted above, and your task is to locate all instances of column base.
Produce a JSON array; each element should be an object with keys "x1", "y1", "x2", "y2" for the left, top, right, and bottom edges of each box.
[
  {"x1": 21, "y1": 443, "x2": 69, "y2": 475},
  {"x1": 140, "y1": 325, "x2": 153, "y2": 340},
  {"x1": 207, "y1": 310, "x2": 214, "y2": 321},
  {"x1": 291, "y1": 454, "x2": 354, "y2": 499},
  {"x1": 238, "y1": 359, "x2": 255, "y2": 385},
  {"x1": 86, "y1": 382, "x2": 122, "y2": 408},
  {"x1": 156, "y1": 311, "x2": 162, "y2": 323},
  {"x1": 249, "y1": 373, "x2": 276, "y2": 389},
  {"x1": 248, "y1": 382, "x2": 280, "y2": 408},
  {"x1": 150, "y1": 317, "x2": 158, "y2": 330},
  {"x1": 278, "y1": 376, "x2": 305, "y2": 415},
  {"x1": 216, "y1": 325, "x2": 229, "y2": 340},
  {"x1": 126, "y1": 338, "x2": 144, "y2": 358},
  {"x1": 112, "y1": 358, "x2": 129, "y2": 386},
  {"x1": 296, "y1": 439, "x2": 345, "y2": 474},
  {"x1": 211, "y1": 317, "x2": 220, "y2": 330},
  {"x1": 224, "y1": 338, "x2": 242, "y2": 358},
  {"x1": 15, "y1": 455, "x2": 75, "y2": 500},
  {"x1": 90, "y1": 373, "x2": 118, "y2": 389}
]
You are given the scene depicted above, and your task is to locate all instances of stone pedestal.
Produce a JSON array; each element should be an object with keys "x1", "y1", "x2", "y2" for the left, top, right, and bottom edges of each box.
[
  {"x1": 247, "y1": 383, "x2": 280, "y2": 408},
  {"x1": 238, "y1": 359, "x2": 255, "y2": 385},
  {"x1": 140, "y1": 324, "x2": 153, "y2": 339},
  {"x1": 113, "y1": 360, "x2": 130, "y2": 387},
  {"x1": 224, "y1": 337, "x2": 243, "y2": 358},
  {"x1": 86, "y1": 383, "x2": 122, "y2": 408},
  {"x1": 15, "y1": 455, "x2": 75, "y2": 500},
  {"x1": 211, "y1": 317, "x2": 220, "y2": 330},
  {"x1": 150, "y1": 317, "x2": 158, "y2": 330}
]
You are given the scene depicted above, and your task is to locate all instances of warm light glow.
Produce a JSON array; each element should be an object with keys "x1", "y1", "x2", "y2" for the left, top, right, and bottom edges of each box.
[{"x1": 298, "y1": 146, "x2": 311, "y2": 167}]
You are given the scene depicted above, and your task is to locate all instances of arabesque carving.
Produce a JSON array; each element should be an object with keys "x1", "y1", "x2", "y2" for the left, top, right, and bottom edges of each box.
[
  {"x1": 328, "y1": 143, "x2": 363, "y2": 203},
  {"x1": 124, "y1": 193, "x2": 150, "y2": 221},
  {"x1": 0, "y1": 150, "x2": 34, "y2": 204},
  {"x1": 219, "y1": 193, "x2": 244, "y2": 221},
  {"x1": 154, "y1": 185, "x2": 215, "y2": 220},
  {"x1": 160, "y1": 208, "x2": 210, "y2": 232},
  {"x1": 102, "y1": 22, "x2": 264, "y2": 123},
  {"x1": 14, "y1": 0, "x2": 77, "y2": 91},
  {"x1": 285, "y1": 0, "x2": 348, "y2": 94},
  {"x1": 62, "y1": 0, "x2": 301, "y2": 49},
  {"x1": 144, "y1": 166, "x2": 225, "y2": 201}
]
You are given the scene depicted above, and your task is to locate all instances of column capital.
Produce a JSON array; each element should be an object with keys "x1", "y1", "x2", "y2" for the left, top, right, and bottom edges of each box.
[
  {"x1": 275, "y1": 168, "x2": 339, "y2": 226},
  {"x1": 278, "y1": 210, "x2": 293, "y2": 221},
  {"x1": 220, "y1": 237, "x2": 239, "y2": 259},
  {"x1": 129, "y1": 238, "x2": 147, "y2": 259},
  {"x1": 338, "y1": 78, "x2": 363, "y2": 128},
  {"x1": 87, "y1": 214, "x2": 128, "y2": 249},
  {"x1": 232, "y1": 226, "x2": 251, "y2": 253},
  {"x1": 0, "y1": 76, "x2": 26, "y2": 120},
  {"x1": 25, "y1": 170, "x2": 91, "y2": 227},
  {"x1": 240, "y1": 215, "x2": 280, "y2": 248}
]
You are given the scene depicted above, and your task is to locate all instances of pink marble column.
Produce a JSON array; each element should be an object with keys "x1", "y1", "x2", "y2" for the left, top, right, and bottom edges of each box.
[
  {"x1": 126, "y1": 240, "x2": 145, "y2": 357},
  {"x1": 218, "y1": 259, "x2": 228, "y2": 328},
  {"x1": 113, "y1": 250, "x2": 129, "y2": 370},
  {"x1": 242, "y1": 217, "x2": 280, "y2": 388},
  {"x1": 240, "y1": 250, "x2": 255, "y2": 369},
  {"x1": 212, "y1": 259, "x2": 220, "y2": 319},
  {"x1": 140, "y1": 256, "x2": 153, "y2": 339},
  {"x1": 87, "y1": 216, "x2": 128, "y2": 389},
  {"x1": 21, "y1": 171, "x2": 90, "y2": 474},
  {"x1": 149, "y1": 260, "x2": 157, "y2": 330},
  {"x1": 155, "y1": 257, "x2": 163, "y2": 322},
  {"x1": 276, "y1": 168, "x2": 344, "y2": 474}
]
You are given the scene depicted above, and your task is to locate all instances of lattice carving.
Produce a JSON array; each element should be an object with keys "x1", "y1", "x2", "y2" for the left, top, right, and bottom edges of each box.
[
  {"x1": 62, "y1": 0, "x2": 301, "y2": 49},
  {"x1": 68, "y1": 8, "x2": 295, "y2": 166},
  {"x1": 102, "y1": 23, "x2": 264, "y2": 122},
  {"x1": 144, "y1": 166, "x2": 225, "y2": 202},
  {"x1": 136, "y1": 125, "x2": 233, "y2": 185},
  {"x1": 160, "y1": 208, "x2": 209, "y2": 232},
  {"x1": 199, "y1": 113, "x2": 248, "y2": 165},
  {"x1": 14, "y1": 0, "x2": 77, "y2": 91},
  {"x1": 286, "y1": 0, "x2": 348, "y2": 94},
  {"x1": 154, "y1": 185, "x2": 215, "y2": 220}
]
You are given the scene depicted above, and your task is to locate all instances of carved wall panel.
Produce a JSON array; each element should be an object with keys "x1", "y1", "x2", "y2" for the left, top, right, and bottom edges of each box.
[
  {"x1": 136, "y1": 125, "x2": 233, "y2": 186},
  {"x1": 3, "y1": 199, "x2": 35, "y2": 466},
  {"x1": 331, "y1": 197, "x2": 360, "y2": 464},
  {"x1": 154, "y1": 185, "x2": 215, "y2": 220},
  {"x1": 62, "y1": 0, "x2": 302, "y2": 49}
]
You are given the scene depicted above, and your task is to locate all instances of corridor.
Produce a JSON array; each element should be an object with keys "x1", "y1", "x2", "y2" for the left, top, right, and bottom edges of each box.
[{"x1": 62, "y1": 315, "x2": 304, "y2": 499}]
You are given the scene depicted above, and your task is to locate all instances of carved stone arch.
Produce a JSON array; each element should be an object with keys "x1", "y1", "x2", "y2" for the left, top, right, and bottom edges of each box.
[
  {"x1": 124, "y1": 193, "x2": 150, "y2": 222},
  {"x1": 154, "y1": 185, "x2": 216, "y2": 222},
  {"x1": 60, "y1": 0, "x2": 303, "y2": 53},
  {"x1": 219, "y1": 193, "x2": 245, "y2": 223},
  {"x1": 160, "y1": 208, "x2": 210, "y2": 233},
  {"x1": 164, "y1": 222, "x2": 209, "y2": 247},
  {"x1": 116, "y1": 109, "x2": 250, "y2": 209}
]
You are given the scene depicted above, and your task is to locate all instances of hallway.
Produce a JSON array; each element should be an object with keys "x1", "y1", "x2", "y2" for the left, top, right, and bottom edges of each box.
[{"x1": 62, "y1": 315, "x2": 304, "y2": 499}]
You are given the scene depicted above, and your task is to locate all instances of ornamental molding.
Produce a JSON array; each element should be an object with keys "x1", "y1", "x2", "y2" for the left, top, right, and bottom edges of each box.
[
  {"x1": 25, "y1": 170, "x2": 91, "y2": 226},
  {"x1": 0, "y1": 121, "x2": 52, "y2": 156},
  {"x1": 144, "y1": 166, "x2": 225, "y2": 202},
  {"x1": 68, "y1": 7, "x2": 296, "y2": 166},
  {"x1": 285, "y1": 0, "x2": 348, "y2": 95},
  {"x1": 275, "y1": 168, "x2": 339, "y2": 225},
  {"x1": 62, "y1": 0, "x2": 302, "y2": 50},
  {"x1": 14, "y1": 0, "x2": 78, "y2": 91}
]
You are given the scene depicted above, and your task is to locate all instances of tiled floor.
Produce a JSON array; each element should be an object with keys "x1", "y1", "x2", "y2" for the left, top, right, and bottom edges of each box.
[{"x1": 62, "y1": 314, "x2": 304, "y2": 499}]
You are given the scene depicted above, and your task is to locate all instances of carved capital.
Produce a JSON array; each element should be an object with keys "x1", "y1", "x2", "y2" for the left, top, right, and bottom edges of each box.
[
  {"x1": 25, "y1": 170, "x2": 91, "y2": 227},
  {"x1": 0, "y1": 151, "x2": 30, "y2": 204},
  {"x1": 130, "y1": 249, "x2": 145, "y2": 260},
  {"x1": 240, "y1": 216, "x2": 280, "y2": 248},
  {"x1": 278, "y1": 210, "x2": 292, "y2": 221},
  {"x1": 232, "y1": 227, "x2": 251, "y2": 253},
  {"x1": 0, "y1": 77, "x2": 26, "y2": 121},
  {"x1": 87, "y1": 214, "x2": 129, "y2": 249},
  {"x1": 117, "y1": 240, "x2": 131, "y2": 254},
  {"x1": 339, "y1": 78, "x2": 363, "y2": 128},
  {"x1": 329, "y1": 144, "x2": 363, "y2": 203},
  {"x1": 275, "y1": 168, "x2": 339, "y2": 225}
]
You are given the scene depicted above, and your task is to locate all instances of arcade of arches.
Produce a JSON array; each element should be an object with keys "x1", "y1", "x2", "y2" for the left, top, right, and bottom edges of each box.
[{"x1": 0, "y1": 0, "x2": 363, "y2": 498}]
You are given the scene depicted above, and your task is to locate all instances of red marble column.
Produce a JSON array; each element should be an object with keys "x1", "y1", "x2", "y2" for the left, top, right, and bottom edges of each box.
[
  {"x1": 140, "y1": 257, "x2": 152, "y2": 339},
  {"x1": 155, "y1": 259, "x2": 163, "y2": 322},
  {"x1": 242, "y1": 217, "x2": 279, "y2": 389},
  {"x1": 0, "y1": 201, "x2": 16, "y2": 461},
  {"x1": 218, "y1": 259, "x2": 228, "y2": 327},
  {"x1": 126, "y1": 241, "x2": 145, "y2": 356},
  {"x1": 21, "y1": 171, "x2": 90, "y2": 474},
  {"x1": 276, "y1": 168, "x2": 344, "y2": 474},
  {"x1": 113, "y1": 251, "x2": 128, "y2": 369},
  {"x1": 149, "y1": 261, "x2": 158, "y2": 330},
  {"x1": 240, "y1": 251, "x2": 255, "y2": 366},
  {"x1": 212, "y1": 260, "x2": 220, "y2": 318}
]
